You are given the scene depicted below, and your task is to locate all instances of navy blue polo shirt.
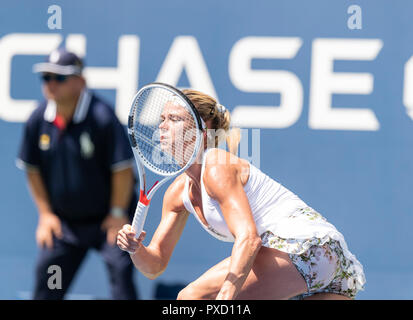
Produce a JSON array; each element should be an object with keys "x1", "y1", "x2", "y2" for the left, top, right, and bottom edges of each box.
[{"x1": 17, "y1": 89, "x2": 137, "y2": 223}]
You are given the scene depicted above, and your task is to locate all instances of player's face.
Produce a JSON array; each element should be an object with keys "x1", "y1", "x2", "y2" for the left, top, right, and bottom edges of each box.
[{"x1": 159, "y1": 102, "x2": 197, "y2": 164}]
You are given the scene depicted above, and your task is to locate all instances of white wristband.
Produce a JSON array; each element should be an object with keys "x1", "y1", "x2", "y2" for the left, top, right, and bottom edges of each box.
[{"x1": 110, "y1": 206, "x2": 126, "y2": 218}]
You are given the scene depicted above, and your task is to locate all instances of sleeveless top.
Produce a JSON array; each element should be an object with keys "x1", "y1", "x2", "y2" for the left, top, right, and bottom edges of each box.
[
  {"x1": 181, "y1": 148, "x2": 322, "y2": 241},
  {"x1": 181, "y1": 148, "x2": 365, "y2": 292}
]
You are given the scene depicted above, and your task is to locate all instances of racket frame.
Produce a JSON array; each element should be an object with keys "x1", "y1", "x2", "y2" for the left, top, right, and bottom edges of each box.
[{"x1": 127, "y1": 82, "x2": 205, "y2": 238}]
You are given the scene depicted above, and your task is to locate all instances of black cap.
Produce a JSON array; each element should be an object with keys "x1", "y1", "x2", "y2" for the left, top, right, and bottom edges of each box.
[{"x1": 33, "y1": 48, "x2": 83, "y2": 75}]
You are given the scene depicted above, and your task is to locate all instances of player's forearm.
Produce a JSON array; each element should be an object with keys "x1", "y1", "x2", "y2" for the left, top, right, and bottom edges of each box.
[
  {"x1": 110, "y1": 167, "x2": 134, "y2": 210},
  {"x1": 130, "y1": 244, "x2": 167, "y2": 280},
  {"x1": 216, "y1": 233, "x2": 262, "y2": 300},
  {"x1": 26, "y1": 171, "x2": 53, "y2": 215}
]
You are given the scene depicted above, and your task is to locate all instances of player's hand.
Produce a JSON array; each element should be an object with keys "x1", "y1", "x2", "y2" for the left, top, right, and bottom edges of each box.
[
  {"x1": 36, "y1": 211, "x2": 63, "y2": 249},
  {"x1": 117, "y1": 224, "x2": 146, "y2": 254},
  {"x1": 101, "y1": 215, "x2": 129, "y2": 245}
]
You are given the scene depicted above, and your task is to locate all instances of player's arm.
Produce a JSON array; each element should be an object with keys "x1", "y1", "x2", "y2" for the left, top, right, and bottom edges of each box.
[
  {"x1": 117, "y1": 175, "x2": 189, "y2": 279},
  {"x1": 203, "y1": 149, "x2": 262, "y2": 300}
]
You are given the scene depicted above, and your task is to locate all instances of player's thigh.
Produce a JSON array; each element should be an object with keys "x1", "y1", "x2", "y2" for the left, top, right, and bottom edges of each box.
[
  {"x1": 236, "y1": 246, "x2": 307, "y2": 300},
  {"x1": 178, "y1": 246, "x2": 307, "y2": 300},
  {"x1": 177, "y1": 256, "x2": 230, "y2": 300}
]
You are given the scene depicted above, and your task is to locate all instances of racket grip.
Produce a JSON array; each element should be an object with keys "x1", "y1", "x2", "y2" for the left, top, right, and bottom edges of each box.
[{"x1": 131, "y1": 201, "x2": 150, "y2": 239}]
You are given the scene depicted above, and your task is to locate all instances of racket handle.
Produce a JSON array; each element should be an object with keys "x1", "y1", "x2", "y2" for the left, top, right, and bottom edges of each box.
[{"x1": 131, "y1": 201, "x2": 150, "y2": 239}]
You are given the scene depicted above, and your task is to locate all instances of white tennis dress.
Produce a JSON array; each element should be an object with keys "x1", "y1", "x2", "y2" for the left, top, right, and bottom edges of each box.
[{"x1": 181, "y1": 148, "x2": 366, "y2": 298}]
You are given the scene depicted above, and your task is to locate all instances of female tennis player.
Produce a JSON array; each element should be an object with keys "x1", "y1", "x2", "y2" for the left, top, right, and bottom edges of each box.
[{"x1": 117, "y1": 89, "x2": 366, "y2": 300}]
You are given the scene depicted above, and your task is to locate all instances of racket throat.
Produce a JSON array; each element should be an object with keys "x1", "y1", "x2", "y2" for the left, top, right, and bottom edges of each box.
[{"x1": 139, "y1": 180, "x2": 159, "y2": 206}]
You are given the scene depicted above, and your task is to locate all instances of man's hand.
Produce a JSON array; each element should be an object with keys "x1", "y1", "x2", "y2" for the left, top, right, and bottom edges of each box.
[
  {"x1": 101, "y1": 215, "x2": 129, "y2": 245},
  {"x1": 36, "y1": 212, "x2": 63, "y2": 249}
]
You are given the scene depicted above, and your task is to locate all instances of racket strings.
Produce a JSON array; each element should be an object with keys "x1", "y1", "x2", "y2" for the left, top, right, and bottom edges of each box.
[
  {"x1": 134, "y1": 130, "x2": 180, "y2": 171},
  {"x1": 131, "y1": 87, "x2": 200, "y2": 175}
]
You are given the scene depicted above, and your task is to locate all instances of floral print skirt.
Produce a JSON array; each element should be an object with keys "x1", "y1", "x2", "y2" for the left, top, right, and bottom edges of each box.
[{"x1": 260, "y1": 208, "x2": 365, "y2": 299}]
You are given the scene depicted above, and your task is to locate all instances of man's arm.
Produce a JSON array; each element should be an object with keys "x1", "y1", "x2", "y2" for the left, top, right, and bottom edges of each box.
[
  {"x1": 26, "y1": 170, "x2": 62, "y2": 248},
  {"x1": 26, "y1": 170, "x2": 52, "y2": 214},
  {"x1": 110, "y1": 167, "x2": 134, "y2": 211},
  {"x1": 101, "y1": 167, "x2": 135, "y2": 244}
]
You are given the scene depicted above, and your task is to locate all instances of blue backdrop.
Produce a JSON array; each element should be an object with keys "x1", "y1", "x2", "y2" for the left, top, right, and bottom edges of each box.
[{"x1": 1, "y1": 0, "x2": 412, "y2": 299}]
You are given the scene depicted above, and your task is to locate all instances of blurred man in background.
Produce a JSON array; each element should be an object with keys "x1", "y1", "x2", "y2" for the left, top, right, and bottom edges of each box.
[{"x1": 16, "y1": 48, "x2": 139, "y2": 300}]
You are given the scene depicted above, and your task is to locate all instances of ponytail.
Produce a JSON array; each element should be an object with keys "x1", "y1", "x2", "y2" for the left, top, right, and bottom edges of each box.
[{"x1": 182, "y1": 89, "x2": 241, "y2": 154}]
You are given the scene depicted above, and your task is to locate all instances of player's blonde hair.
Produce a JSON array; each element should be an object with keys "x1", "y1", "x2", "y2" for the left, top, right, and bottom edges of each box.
[{"x1": 182, "y1": 89, "x2": 240, "y2": 155}]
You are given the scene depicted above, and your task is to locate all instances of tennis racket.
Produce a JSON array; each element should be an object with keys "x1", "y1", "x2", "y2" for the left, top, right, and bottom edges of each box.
[{"x1": 128, "y1": 82, "x2": 206, "y2": 239}]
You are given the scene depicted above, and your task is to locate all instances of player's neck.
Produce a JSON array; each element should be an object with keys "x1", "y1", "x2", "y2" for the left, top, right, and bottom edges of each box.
[
  {"x1": 185, "y1": 163, "x2": 203, "y2": 187},
  {"x1": 185, "y1": 147, "x2": 206, "y2": 187}
]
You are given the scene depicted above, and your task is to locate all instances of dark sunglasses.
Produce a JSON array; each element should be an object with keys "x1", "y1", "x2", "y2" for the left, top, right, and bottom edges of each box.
[{"x1": 41, "y1": 74, "x2": 69, "y2": 83}]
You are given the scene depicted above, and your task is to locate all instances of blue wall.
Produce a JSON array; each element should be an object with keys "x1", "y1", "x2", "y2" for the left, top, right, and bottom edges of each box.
[{"x1": 1, "y1": 0, "x2": 412, "y2": 299}]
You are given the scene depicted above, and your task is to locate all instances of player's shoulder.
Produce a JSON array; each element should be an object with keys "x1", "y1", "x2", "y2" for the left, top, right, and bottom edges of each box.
[
  {"x1": 203, "y1": 148, "x2": 243, "y2": 193},
  {"x1": 163, "y1": 174, "x2": 187, "y2": 211},
  {"x1": 164, "y1": 174, "x2": 186, "y2": 200},
  {"x1": 203, "y1": 148, "x2": 238, "y2": 175},
  {"x1": 204, "y1": 147, "x2": 229, "y2": 162}
]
